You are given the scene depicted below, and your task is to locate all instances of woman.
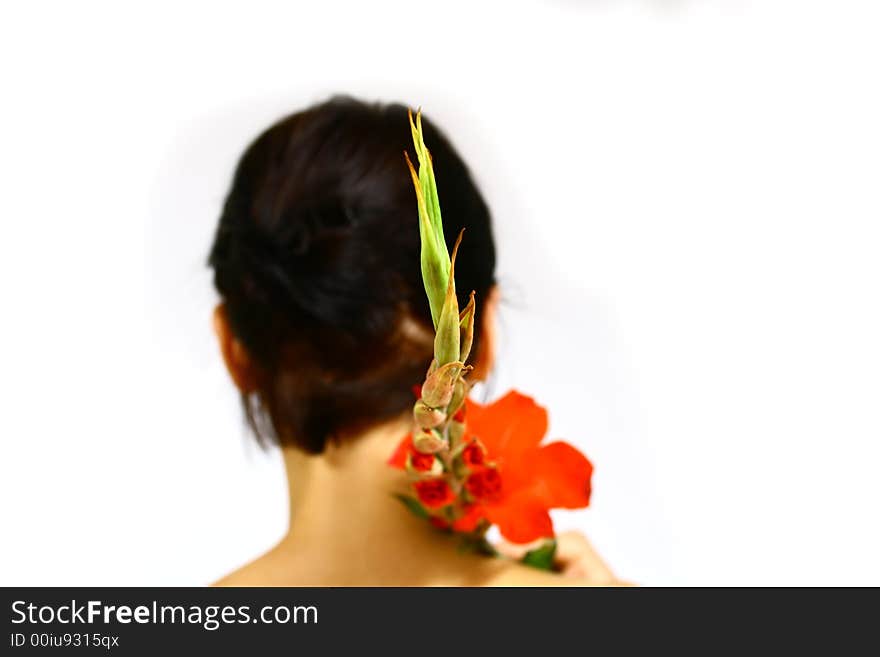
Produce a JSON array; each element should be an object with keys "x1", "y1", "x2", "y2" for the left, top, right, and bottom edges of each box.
[{"x1": 209, "y1": 96, "x2": 621, "y2": 586}]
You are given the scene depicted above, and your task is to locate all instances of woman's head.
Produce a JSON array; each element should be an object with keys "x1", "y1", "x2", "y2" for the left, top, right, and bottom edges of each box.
[{"x1": 208, "y1": 96, "x2": 496, "y2": 454}]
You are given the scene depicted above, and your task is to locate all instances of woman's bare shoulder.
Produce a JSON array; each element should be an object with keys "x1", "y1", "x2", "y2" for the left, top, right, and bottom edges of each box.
[
  {"x1": 211, "y1": 545, "x2": 308, "y2": 587},
  {"x1": 482, "y1": 561, "x2": 603, "y2": 587},
  {"x1": 213, "y1": 560, "x2": 576, "y2": 587},
  {"x1": 210, "y1": 538, "x2": 624, "y2": 587}
]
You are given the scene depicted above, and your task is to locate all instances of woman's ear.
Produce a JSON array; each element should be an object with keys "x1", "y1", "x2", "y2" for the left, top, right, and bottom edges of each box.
[
  {"x1": 213, "y1": 304, "x2": 258, "y2": 393},
  {"x1": 469, "y1": 285, "x2": 499, "y2": 382}
]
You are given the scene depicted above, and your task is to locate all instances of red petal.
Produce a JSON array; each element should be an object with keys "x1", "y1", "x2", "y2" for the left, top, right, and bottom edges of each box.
[
  {"x1": 414, "y1": 479, "x2": 455, "y2": 509},
  {"x1": 387, "y1": 434, "x2": 413, "y2": 469},
  {"x1": 467, "y1": 390, "x2": 548, "y2": 460},
  {"x1": 533, "y1": 441, "x2": 593, "y2": 509},
  {"x1": 486, "y1": 493, "x2": 554, "y2": 544}
]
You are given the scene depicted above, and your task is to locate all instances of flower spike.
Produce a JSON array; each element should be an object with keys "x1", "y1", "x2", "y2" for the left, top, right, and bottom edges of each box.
[{"x1": 395, "y1": 107, "x2": 594, "y2": 568}]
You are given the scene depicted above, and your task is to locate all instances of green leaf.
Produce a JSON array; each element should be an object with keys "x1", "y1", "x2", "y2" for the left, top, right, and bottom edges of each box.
[
  {"x1": 393, "y1": 493, "x2": 430, "y2": 520},
  {"x1": 521, "y1": 539, "x2": 558, "y2": 571}
]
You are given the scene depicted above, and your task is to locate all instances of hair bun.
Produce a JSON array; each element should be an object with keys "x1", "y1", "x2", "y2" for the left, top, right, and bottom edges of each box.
[
  {"x1": 272, "y1": 200, "x2": 356, "y2": 257},
  {"x1": 221, "y1": 199, "x2": 363, "y2": 328}
]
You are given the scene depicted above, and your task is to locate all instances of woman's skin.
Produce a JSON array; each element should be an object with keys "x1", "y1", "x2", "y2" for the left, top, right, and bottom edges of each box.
[{"x1": 212, "y1": 289, "x2": 625, "y2": 586}]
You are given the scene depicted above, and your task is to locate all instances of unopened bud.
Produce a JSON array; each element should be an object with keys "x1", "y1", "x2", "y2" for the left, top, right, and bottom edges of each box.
[
  {"x1": 421, "y1": 361, "x2": 463, "y2": 408},
  {"x1": 406, "y1": 141, "x2": 450, "y2": 328},
  {"x1": 413, "y1": 428, "x2": 447, "y2": 454},
  {"x1": 406, "y1": 451, "x2": 443, "y2": 476},
  {"x1": 425, "y1": 358, "x2": 438, "y2": 379},
  {"x1": 434, "y1": 231, "x2": 464, "y2": 366},
  {"x1": 413, "y1": 400, "x2": 446, "y2": 429},
  {"x1": 447, "y1": 419, "x2": 465, "y2": 446},
  {"x1": 447, "y1": 378, "x2": 468, "y2": 418},
  {"x1": 459, "y1": 290, "x2": 476, "y2": 364}
]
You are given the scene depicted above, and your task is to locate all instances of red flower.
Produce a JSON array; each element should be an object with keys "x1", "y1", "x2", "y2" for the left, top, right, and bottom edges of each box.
[
  {"x1": 389, "y1": 390, "x2": 593, "y2": 544},
  {"x1": 387, "y1": 433, "x2": 437, "y2": 472},
  {"x1": 388, "y1": 434, "x2": 437, "y2": 472},
  {"x1": 461, "y1": 439, "x2": 485, "y2": 467},
  {"x1": 462, "y1": 391, "x2": 593, "y2": 543},
  {"x1": 409, "y1": 451, "x2": 436, "y2": 472},
  {"x1": 465, "y1": 467, "x2": 502, "y2": 502},
  {"x1": 414, "y1": 479, "x2": 455, "y2": 509}
]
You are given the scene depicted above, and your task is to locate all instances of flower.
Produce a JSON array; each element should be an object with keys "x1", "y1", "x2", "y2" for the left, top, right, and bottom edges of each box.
[
  {"x1": 460, "y1": 439, "x2": 485, "y2": 467},
  {"x1": 414, "y1": 479, "x2": 455, "y2": 509},
  {"x1": 464, "y1": 466, "x2": 502, "y2": 502},
  {"x1": 409, "y1": 450, "x2": 436, "y2": 472},
  {"x1": 390, "y1": 390, "x2": 593, "y2": 544},
  {"x1": 388, "y1": 433, "x2": 440, "y2": 471},
  {"x1": 400, "y1": 109, "x2": 593, "y2": 555},
  {"x1": 459, "y1": 390, "x2": 593, "y2": 543}
]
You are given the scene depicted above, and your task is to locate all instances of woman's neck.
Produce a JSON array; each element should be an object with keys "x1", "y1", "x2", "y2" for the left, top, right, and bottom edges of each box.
[
  {"x1": 220, "y1": 415, "x2": 514, "y2": 586},
  {"x1": 278, "y1": 414, "x2": 448, "y2": 555}
]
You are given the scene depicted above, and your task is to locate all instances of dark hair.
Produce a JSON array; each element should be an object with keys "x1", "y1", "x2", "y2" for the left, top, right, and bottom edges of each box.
[{"x1": 208, "y1": 96, "x2": 496, "y2": 453}]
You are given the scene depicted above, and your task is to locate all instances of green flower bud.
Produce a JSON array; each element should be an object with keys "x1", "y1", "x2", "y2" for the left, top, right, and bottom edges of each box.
[
  {"x1": 434, "y1": 230, "x2": 464, "y2": 366},
  {"x1": 413, "y1": 399, "x2": 446, "y2": 429},
  {"x1": 406, "y1": 109, "x2": 450, "y2": 328},
  {"x1": 413, "y1": 428, "x2": 446, "y2": 454},
  {"x1": 447, "y1": 378, "x2": 468, "y2": 419},
  {"x1": 447, "y1": 419, "x2": 465, "y2": 446},
  {"x1": 421, "y1": 361, "x2": 464, "y2": 409},
  {"x1": 424, "y1": 358, "x2": 438, "y2": 379}
]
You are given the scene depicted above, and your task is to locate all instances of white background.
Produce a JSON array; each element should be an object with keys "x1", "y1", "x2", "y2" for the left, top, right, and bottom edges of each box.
[{"x1": 1, "y1": 0, "x2": 878, "y2": 586}]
